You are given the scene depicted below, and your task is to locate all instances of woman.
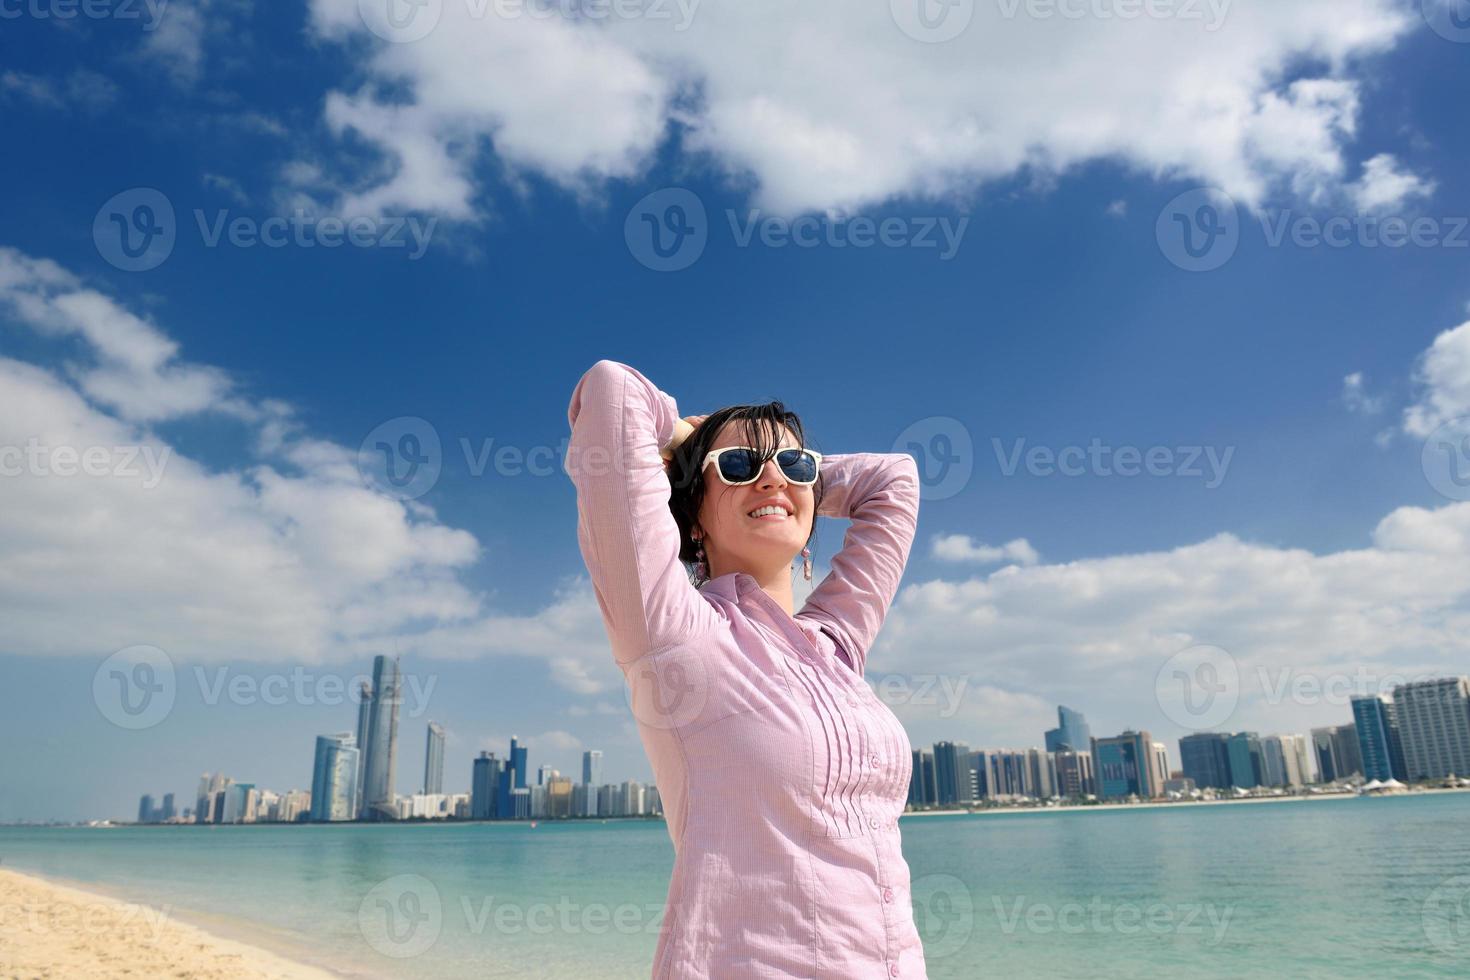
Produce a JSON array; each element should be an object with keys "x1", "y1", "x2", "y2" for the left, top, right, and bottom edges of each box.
[{"x1": 565, "y1": 358, "x2": 926, "y2": 978}]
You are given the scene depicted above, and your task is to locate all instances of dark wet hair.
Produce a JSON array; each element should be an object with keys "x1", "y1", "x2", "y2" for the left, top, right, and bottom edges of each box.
[{"x1": 667, "y1": 401, "x2": 825, "y2": 583}]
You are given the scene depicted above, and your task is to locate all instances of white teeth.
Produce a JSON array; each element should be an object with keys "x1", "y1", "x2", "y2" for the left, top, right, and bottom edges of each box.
[{"x1": 748, "y1": 505, "x2": 788, "y2": 518}]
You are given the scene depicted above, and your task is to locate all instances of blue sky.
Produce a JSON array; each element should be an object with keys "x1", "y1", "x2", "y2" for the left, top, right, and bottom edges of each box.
[{"x1": 3, "y1": 0, "x2": 1470, "y2": 822}]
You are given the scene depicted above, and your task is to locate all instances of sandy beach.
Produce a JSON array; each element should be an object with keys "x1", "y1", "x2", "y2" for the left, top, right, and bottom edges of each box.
[{"x1": 0, "y1": 867, "x2": 341, "y2": 980}]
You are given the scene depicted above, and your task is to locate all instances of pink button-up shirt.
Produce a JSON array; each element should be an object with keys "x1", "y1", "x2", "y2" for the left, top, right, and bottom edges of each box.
[{"x1": 565, "y1": 360, "x2": 927, "y2": 979}]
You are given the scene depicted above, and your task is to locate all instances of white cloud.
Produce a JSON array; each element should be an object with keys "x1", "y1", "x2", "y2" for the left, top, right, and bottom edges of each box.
[
  {"x1": 1349, "y1": 153, "x2": 1435, "y2": 213},
  {"x1": 300, "y1": 0, "x2": 1418, "y2": 219},
  {"x1": 879, "y1": 503, "x2": 1470, "y2": 748},
  {"x1": 1342, "y1": 371, "x2": 1385, "y2": 416},
  {"x1": 932, "y1": 534, "x2": 1040, "y2": 567},
  {"x1": 1404, "y1": 322, "x2": 1470, "y2": 437},
  {"x1": 0, "y1": 247, "x2": 490, "y2": 668}
]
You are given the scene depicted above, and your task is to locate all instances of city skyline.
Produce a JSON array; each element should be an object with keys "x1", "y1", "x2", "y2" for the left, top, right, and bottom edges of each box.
[{"x1": 114, "y1": 661, "x2": 1470, "y2": 827}]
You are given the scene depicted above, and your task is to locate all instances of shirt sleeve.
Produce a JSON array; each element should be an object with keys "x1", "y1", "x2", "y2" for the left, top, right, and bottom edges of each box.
[
  {"x1": 798, "y1": 452, "x2": 921, "y2": 676},
  {"x1": 564, "y1": 359, "x2": 721, "y2": 669}
]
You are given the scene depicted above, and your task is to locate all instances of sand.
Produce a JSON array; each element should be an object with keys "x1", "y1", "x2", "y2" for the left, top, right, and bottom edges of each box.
[{"x1": 0, "y1": 867, "x2": 342, "y2": 980}]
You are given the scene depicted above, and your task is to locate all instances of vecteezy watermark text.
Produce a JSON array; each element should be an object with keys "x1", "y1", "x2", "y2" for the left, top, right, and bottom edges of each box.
[
  {"x1": 624, "y1": 188, "x2": 969, "y2": 271},
  {"x1": 992, "y1": 438, "x2": 1234, "y2": 488},
  {"x1": 94, "y1": 188, "x2": 438, "y2": 271},
  {"x1": 0, "y1": 0, "x2": 168, "y2": 29},
  {"x1": 0, "y1": 439, "x2": 171, "y2": 488}
]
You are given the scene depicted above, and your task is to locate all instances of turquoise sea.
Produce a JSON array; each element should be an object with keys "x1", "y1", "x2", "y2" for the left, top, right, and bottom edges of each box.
[{"x1": 3, "y1": 793, "x2": 1468, "y2": 979}]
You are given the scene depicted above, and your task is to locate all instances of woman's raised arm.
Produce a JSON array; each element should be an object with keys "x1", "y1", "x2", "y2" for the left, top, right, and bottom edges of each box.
[
  {"x1": 564, "y1": 359, "x2": 720, "y2": 669},
  {"x1": 798, "y1": 452, "x2": 921, "y2": 676}
]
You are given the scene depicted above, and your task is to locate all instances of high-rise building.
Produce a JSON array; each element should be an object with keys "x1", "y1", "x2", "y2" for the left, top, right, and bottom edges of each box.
[
  {"x1": 1149, "y1": 742, "x2": 1170, "y2": 795},
  {"x1": 496, "y1": 736, "x2": 529, "y2": 819},
  {"x1": 1226, "y1": 732, "x2": 1263, "y2": 788},
  {"x1": 138, "y1": 794, "x2": 155, "y2": 823},
  {"x1": 1259, "y1": 736, "x2": 1289, "y2": 787},
  {"x1": 1331, "y1": 724, "x2": 1362, "y2": 779},
  {"x1": 907, "y1": 749, "x2": 937, "y2": 806},
  {"x1": 582, "y1": 750, "x2": 603, "y2": 787},
  {"x1": 1053, "y1": 750, "x2": 1094, "y2": 797},
  {"x1": 1311, "y1": 727, "x2": 1342, "y2": 782},
  {"x1": 1352, "y1": 695, "x2": 1408, "y2": 782},
  {"x1": 932, "y1": 741, "x2": 975, "y2": 805},
  {"x1": 1394, "y1": 678, "x2": 1470, "y2": 780},
  {"x1": 424, "y1": 722, "x2": 445, "y2": 796},
  {"x1": 472, "y1": 752, "x2": 501, "y2": 820},
  {"x1": 310, "y1": 733, "x2": 360, "y2": 822},
  {"x1": 1179, "y1": 733, "x2": 1232, "y2": 790},
  {"x1": 1027, "y1": 747, "x2": 1058, "y2": 799},
  {"x1": 360, "y1": 655, "x2": 401, "y2": 821},
  {"x1": 1279, "y1": 733, "x2": 1313, "y2": 786},
  {"x1": 1044, "y1": 705, "x2": 1092, "y2": 752},
  {"x1": 1091, "y1": 731, "x2": 1156, "y2": 799},
  {"x1": 160, "y1": 793, "x2": 176, "y2": 821},
  {"x1": 353, "y1": 680, "x2": 371, "y2": 814}
]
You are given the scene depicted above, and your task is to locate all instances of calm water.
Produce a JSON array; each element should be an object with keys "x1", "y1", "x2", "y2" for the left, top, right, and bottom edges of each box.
[{"x1": 3, "y1": 794, "x2": 1468, "y2": 978}]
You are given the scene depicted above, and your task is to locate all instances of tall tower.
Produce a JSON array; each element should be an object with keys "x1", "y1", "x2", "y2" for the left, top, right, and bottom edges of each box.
[
  {"x1": 582, "y1": 749, "x2": 603, "y2": 786},
  {"x1": 354, "y1": 679, "x2": 372, "y2": 815},
  {"x1": 361, "y1": 655, "x2": 401, "y2": 821},
  {"x1": 424, "y1": 722, "x2": 446, "y2": 795}
]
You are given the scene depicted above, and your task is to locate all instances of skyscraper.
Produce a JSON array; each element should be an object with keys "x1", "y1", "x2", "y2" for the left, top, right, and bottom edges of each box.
[
  {"x1": 354, "y1": 679, "x2": 372, "y2": 815},
  {"x1": 138, "y1": 794, "x2": 155, "y2": 823},
  {"x1": 160, "y1": 793, "x2": 176, "y2": 821},
  {"x1": 1091, "y1": 731, "x2": 1156, "y2": 799},
  {"x1": 1044, "y1": 705, "x2": 1092, "y2": 752},
  {"x1": 1259, "y1": 736, "x2": 1288, "y2": 787},
  {"x1": 582, "y1": 749, "x2": 603, "y2": 786},
  {"x1": 1179, "y1": 733, "x2": 1232, "y2": 789},
  {"x1": 424, "y1": 722, "x2": 446, "y2": 795},
  {"x1": 1331, "y1": 724, "x2": 1362, "y2": 780},
  {"x1": 472, "y1": 751, "x2": 501, "y2": 820},
  {"x1": 1226, "y1": 732, "x2": 1263, "y2": 788},
  {"x1": 1312, "y1": 727, "x2": 1341, "y2": 782},
  {"x1": 1352, "y1": 695, "x2": 1408, "y2": 782},
  {"x1": 360, "y1": 655, "x2": 401, "y2": 821},
  {"x1": 908, "y1": 749, "x2": 936, "y2": 806},
  {"x1": 497, "y1": 735, "x2": 529, "y2": 819},
  {"x1": 310, "y1": 733, "x2": 360, "y2": 822},
  {"x1": 932, "y1": 741, "x2": 975, "y2": 805},
  {"x1": 1053, "y1": 750, "x2": 1094, "y2": 797},
  {"x1": 1394, "y1": 678, "x2": 1470, "y2": 780}
]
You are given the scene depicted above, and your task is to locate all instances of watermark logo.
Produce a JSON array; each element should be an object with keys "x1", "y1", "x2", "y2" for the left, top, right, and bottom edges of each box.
[
  {"x1": 891, "y1": 0, "x2": 974, "y2": 43},
  {"x1": 1422, "y1": 416, "x2": 1470, "y2": 501},
  {"x1": 623, "y1": 651, "x2": 709, "y2": 731},
  {"x1": 1156, "y1": 187, "x2": 1240, "y2": 272},
  {"x1": 1155, "y1": 644, "x2": 1238, "y2": 730},
  {"x1": 359, "y1": 0, "x2": 444, "y2": 42},
  {"x1": 0, "y1": 0, "x2": 168, "y2": 29},
  {"x1": 93, "y1": 645, "x2": 176, "y2": 730},
  {"x1": 359, "y1": 874, "x2": 443, "y2": 958},
  {"x1": 1423, "y1": 874, "x2": 1470, "y2": 953},
  {"x1": 94, "y1": 188, "x2": 176, "y2": 273},
  {"x1": 893, "y1": 417, "x2": 974, "y2": 501},
  {"x1": 910, "y1": 873, "x2": 974, "y2": 958},
  {"x1": 870, "y1": 673, "x2": 970, "y2": 718},
  {"x1": 625, "y1": 187, "x2": 708, "y2": 272},
  {"x1": 1423, "y1": 0, "x2": 1470, "y2": 43},
  {"x1": 993, "y1": 895, "x2": 1234, "y2": 944},
  {"x1": 358, "y1": 417, "x2": 443, "y2": 501},
  {"x1": 992, "y1": 438, "x2": 1233, "y2": 487}
]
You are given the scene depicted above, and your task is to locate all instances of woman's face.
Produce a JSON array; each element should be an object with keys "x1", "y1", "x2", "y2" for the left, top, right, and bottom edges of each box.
[{"x1": 696, "y1": 418, "x2": 814, "y2": 576}]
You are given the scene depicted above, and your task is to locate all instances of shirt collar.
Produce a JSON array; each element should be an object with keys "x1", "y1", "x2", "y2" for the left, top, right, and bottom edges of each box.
[{"x1": 698, "y1": 570, "x2": 758, "y2": 603}]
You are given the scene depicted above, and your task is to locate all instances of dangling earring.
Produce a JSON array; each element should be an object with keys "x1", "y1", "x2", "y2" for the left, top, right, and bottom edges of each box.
[
  {"x1": 693, "y1": 535, "x2": 708, "y2": 584},
  {"x1": 801, "y1": 545, "x2": 812, "y2": 582}
]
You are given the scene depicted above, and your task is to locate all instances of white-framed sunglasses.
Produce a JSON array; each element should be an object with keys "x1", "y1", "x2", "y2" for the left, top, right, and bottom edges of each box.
[{"x1": 699, "y1": 446, "x2": 823, "y2": 486}]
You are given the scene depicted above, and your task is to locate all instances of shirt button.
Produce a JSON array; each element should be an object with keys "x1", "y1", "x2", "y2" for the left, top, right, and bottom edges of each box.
[
  {"x1": 868, "y1": 816, "x2": 880, "y2": 830},
  {"x1": 882, "y1": 886, "x2": 894, "y2": 903},
  {"x1": 869, "y1": 754, "x2": 881, "y2": 767},
  {"x1": 846, "y1": 697, "x2": 859, "y2": 708},
  {"x1": 888, "y1": 964, "x2": 900, "y2": 977}
]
